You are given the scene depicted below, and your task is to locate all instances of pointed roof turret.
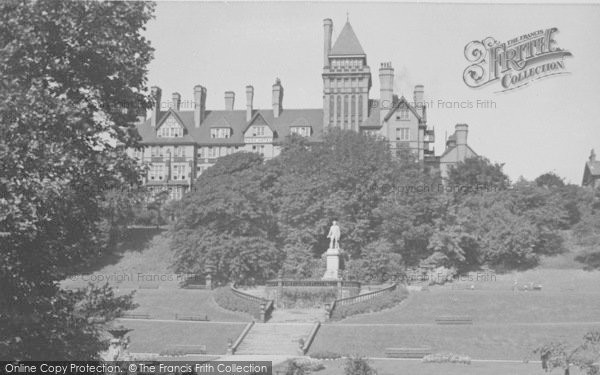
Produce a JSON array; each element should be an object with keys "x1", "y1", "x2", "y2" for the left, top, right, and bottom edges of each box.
[{"x1": 330, "y1": 21, "x2": 365, "y2": 56}]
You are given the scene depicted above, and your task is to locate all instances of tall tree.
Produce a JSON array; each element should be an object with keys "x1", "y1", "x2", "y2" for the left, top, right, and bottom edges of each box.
[
  {"x1": 171, "y1": 154, "x2": 283, "y2": 285},
  {"x1": 446, "y1": 156, "x2": 510, "y2": 189},
  {"x1": 0, "y1": 0, "x2": 154, "y2": 359}
]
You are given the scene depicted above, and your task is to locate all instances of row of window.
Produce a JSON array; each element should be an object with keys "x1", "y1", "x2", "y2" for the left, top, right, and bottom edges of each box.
[
  {"x1": 148, "y1": 163, "x2": 189, "y2": 181},
  {"x1": 150, "y1": 146, "x2": 186, "y2": 157},
  {"x1": 329, "y1": 94, "x2": 364, "y2": 128},
  {"x1": 331, "y1": 59, "x2": 363, "y2": 69},
  {"x1": 198, "y1": 146, "x2": 239, "y2": 159},
  {"x1": 210, "y1": 128, "x2": 232, "y2": 139},
  {"x1": 290, "y1": 126, "x2": 311, "y2": 137},
  {"x1": 329, "y1": 77, "x2": 365, "y2": 89}
]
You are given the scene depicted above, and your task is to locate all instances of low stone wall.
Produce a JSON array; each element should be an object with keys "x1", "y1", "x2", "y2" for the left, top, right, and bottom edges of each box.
[{"x1": 265, "y1": 279, "x2": 360, "y2": 309}]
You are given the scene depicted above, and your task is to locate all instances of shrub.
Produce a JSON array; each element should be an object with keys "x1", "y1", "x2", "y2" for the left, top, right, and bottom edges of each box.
[
  {"x1": 344, "y1": 356, "x2": 376, "y2": 375},
  {"x1": 212, "y1": 287, "x2": 261, "y2": 319},
  {"x1": 422, "y1": 352, "x2": 471, "y2": 365},
  {"x1": 284, "y1": 358, "x2": 325, "y2": 375},
  {"x1": 310, "y1": 350, "x2": 343, "y2": 360},
  {"x1": 330, "y1": 286, "x2": 408, "y2": 321}
]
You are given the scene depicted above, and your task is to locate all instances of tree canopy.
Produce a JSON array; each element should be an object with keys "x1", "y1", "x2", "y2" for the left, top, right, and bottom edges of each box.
[{"x1": 0, "y1": 0, "x2": 154, "y2": 359}]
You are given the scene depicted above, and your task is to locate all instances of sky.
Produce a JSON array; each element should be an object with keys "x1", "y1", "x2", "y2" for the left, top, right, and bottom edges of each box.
[{"x1": 144, "y1": 2, "x2": 600, "y2": 184}]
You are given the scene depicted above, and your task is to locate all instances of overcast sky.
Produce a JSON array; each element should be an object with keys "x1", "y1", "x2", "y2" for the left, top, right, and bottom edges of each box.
[{"x1": 145, "y1": 2, "x2": 600, "y2": 184}]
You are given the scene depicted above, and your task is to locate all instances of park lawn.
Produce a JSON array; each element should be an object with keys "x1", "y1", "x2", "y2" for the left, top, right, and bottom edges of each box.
[
  {"x1": 119, "y1": 320, "x2": 247, "y2": 355},
  {"x1": 310, "y1": 359, "x2": 588, "y2": 375},
  {"x1": 119, "y1": 288, "x2": 253, "y2": 322},
  {"x1": 309, "y1": 323, "x2": 600, "y2": 360},
  {"x1": 339, "y1": 288, "x2": 600, "y2": 324}
]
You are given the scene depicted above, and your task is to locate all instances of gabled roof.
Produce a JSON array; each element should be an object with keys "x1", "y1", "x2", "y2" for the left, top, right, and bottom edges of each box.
[
  {"x1": 243, "y1": 112, "x2": 272, "y2": 135},
  {"x1": 586, "y1": 160, "x2": 600, "y2": 177},
  {"x1": 383, "y1": 96, "x2": 422, "y2": 123},
  {"x1": 330, "y1": 22, "x2": 365, "y2": 56},
  {"x1": 135, "y1": 108, "x2": 323, "y2": 146},
  {"x1": 156, "y1": 109, "x2": 185, "y2": 130}
]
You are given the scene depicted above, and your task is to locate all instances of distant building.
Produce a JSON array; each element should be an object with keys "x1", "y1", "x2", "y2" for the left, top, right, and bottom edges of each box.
[
  {"x1": 582, "y1": 149, "x2": 600, "y2": 188},
  {"x1": 435, "y1": 124, "x2": 478, "y2": 179},
  {"x1": 129, "y1": 18, "x2": 473, "y2": 200}
]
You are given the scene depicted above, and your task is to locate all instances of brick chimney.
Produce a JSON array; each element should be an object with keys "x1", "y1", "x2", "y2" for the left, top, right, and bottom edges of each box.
[
  {"x1": 413, "y1": 85, "x2": 424, "y2": 118},
  {"x1": 455, "y1": 124, "x2": 468, "y2": 161},
  {"x1": 590, "y1": 149, "x2": 597, "y2": 162},
  {"x1": 171, "y1": 92, "x2": 181, "y2": 111},
  {"x1": 225, "y1": 91, "x2": 235, "y2": 111},
  {"x1": 323, "y1": 18, "x2": 333, "y2": 67},
  {"x1": 272, "y1": 78, "x2": 283, "y2": 118},
  {"x1": 193, "y1": 85, "x2": 206, "y2": 127},
  {"x1": 246, "y1": 85, "x2": 254, "y2": 121},
  {"x1": 379, "y1": 62, "x2": 394, "y2": 123},
  {"x1": 150, "y1": 86, "x2": 162, "y2": 128}
]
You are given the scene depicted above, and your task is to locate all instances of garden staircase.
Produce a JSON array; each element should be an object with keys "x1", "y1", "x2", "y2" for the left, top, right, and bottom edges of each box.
[
  {"x1": 268, "y1": 308, "x2": 328, "y2": 323},
  {"x1": 234, "y1": 322, "x2": 314, "y2": 355}
]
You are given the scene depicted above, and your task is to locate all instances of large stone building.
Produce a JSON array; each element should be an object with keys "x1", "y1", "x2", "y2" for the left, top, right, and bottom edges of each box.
[{"x1": 129, "y1": 18, "x2": 471, "y2": 200}]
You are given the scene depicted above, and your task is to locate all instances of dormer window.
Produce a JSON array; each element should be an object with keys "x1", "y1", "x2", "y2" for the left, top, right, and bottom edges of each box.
[
  {"x1": 290, "y1": 126, "x2": 311, "y2": 137},
  {"x1": 157, "y1": 116, "x2": 182, "y2": 138},
  {"x1": 210, "y1": 128, "x2": 232, "y2": 139}
]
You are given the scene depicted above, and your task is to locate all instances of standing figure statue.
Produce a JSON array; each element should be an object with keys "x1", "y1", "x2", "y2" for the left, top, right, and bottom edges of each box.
[{"x1": 327, "y1": 220, "x2": 341, "y2": 249}]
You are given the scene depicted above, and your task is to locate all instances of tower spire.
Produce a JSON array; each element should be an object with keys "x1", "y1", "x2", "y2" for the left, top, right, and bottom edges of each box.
[{"x1": 346, "y1": 12, "x2": 349, "y2": 22}]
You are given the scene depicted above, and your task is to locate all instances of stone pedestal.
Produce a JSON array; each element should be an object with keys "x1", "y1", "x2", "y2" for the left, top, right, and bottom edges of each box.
[{"x1": 322, "y1": 248, "x2": 341, "y2": 280}]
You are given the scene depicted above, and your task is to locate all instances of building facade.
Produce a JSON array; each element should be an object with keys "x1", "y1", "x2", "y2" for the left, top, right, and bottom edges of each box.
[{"x1": 129, "y1": 18, "x2": 469, "y2": 200}]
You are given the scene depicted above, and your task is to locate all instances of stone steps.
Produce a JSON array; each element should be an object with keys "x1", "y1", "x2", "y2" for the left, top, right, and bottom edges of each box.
[
  {"x1": 269, "y1": 308, "x2": 328, "y2": 323},
  {"x1": 235, "y1": 323, "x2": 314, "y2": 355}
]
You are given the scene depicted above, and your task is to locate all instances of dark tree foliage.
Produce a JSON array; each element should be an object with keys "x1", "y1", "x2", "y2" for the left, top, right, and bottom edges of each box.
[
  {"x1": 0, "y1": 0, "x2": 154, "y2": 359},
  {"x1": 171, "y1": 153, "x2": 282, "y2": 285},
  {"x1": 446, "y1": 156, "x2": 510, "y2": 188},
  {"x1": 535, "y1": 172, "x2": 566, "y2": 188}
]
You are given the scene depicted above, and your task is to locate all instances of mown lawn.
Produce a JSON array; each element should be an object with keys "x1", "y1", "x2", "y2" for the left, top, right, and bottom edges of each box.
[
  {"x1": 339, "y1": 288, "x2": 600, "y2": 324},
  {"x1": 120, "y1": 288, "x2": 252, "y2": 322},
  {"x1": 120, "y1": 320, "x2": 247, "y2": 355},
  {"x1": 339, "y1": 269, "x2": 600, "y2": 324},
  {"x1": 309, "y1": 323, "x2": 600, "y2": 360}
]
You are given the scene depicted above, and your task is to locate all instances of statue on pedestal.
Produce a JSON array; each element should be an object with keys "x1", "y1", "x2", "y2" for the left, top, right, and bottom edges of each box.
[
  {"x1": 323, "y1": 220, "x2": 342, "y2": 280},
  {"x1": 327, "y1": 220, "x2": 340, "y2": 249}
]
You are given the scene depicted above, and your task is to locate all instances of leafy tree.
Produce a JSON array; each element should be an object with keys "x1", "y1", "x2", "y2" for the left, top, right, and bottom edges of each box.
[
  {"x1": 574, "y1": 188, "x2": 600, "y2": 269},
  {"x1": 269, "y1": 129, "x2": 405, "y2": 258},
  {"x1": 345, "y1": 240, "x2": 403, "y2": 283},
  {"x1": 344, "y1": 356, "x2": 377, "y2": 375},
  {"x1": 535, "y1": 172, "x2": 565, "y2": 188},
  {"x1": 0, "y1": 0, "x2": 154, "y2": 359},
  {"x1": 198, "y1": 151, "x2": 263, "y2": 180},
  {"x1": 171, "y1": 163, "x2": 282, "y2": 285},
  {"x1": 446, "y1": 156, "x2": 510, "y2": 189},
  {"x1": 534, "y1": 330, "x2": 600, "y2": 375}
]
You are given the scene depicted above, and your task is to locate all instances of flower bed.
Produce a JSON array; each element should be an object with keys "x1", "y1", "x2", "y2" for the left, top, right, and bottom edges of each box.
[{"x1": 422, "y1": 352, "x2": 471, "y2": 364}]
